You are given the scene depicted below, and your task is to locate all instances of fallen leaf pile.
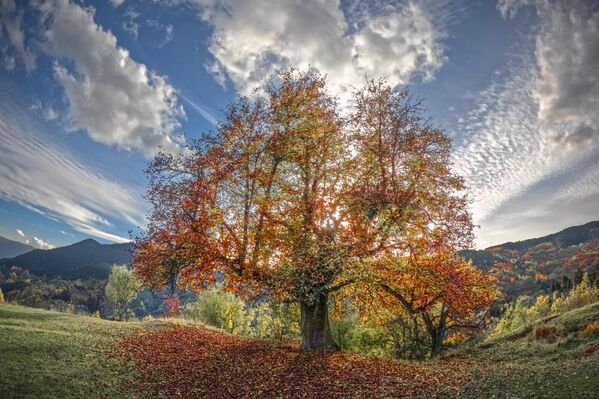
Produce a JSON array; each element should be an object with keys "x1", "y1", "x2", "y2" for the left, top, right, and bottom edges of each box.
[{"x1": 119, "y1": 325, "x2": 473, "y2": 398}]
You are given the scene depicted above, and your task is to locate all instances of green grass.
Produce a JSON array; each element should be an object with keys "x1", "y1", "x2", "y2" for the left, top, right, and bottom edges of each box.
[
  {"x1": 451, "y1": 302, "x2": 599, "y2": 398},
  {"x1": 1, "y1": 302, "x2": 598, "y2": 398},
  {"x1": 0, "y1": 304, "x2": 166, "y2": 399}
]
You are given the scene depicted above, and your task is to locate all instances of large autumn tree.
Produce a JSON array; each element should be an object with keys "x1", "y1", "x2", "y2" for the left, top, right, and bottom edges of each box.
[{"x1": 133, "y1": 71, "x2": 482, "y2": 351}]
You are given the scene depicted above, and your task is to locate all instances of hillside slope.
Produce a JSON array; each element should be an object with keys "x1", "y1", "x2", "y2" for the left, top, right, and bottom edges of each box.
[
  {"x1": 0, "y1": 304, "x2": 156, "y2": 398},
  {"x1": 0, "y1": 235, "x2": 33, "y2": 259},
  {"x1": 0, "y1": 239, "x2": 133, "y2": 279},
  {"x1": 1, "y1": 303, "x2": 597, "y2": 398},
  {"x1": 462, "y1": 221, "x2": 599, "y2": 298}
]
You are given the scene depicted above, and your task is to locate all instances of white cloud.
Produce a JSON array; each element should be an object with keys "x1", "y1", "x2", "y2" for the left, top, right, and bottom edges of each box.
[
  {"x1": 146, "y1": 19, "x2": 175, "y2": 47},
  {"x1": 497, "y1": 0, "x2": 534, "y2": 18},
  {"x1": 123, "y1": 7, "x2": 140, "y2": 38},
  {"x1": 33, "y1": 236, "x2": 54, "y2": 249},
  {"x1": 453, "y1": 0, "x2": 599, "y2": 247},
  {"x1": 178, "y1": 93, "x2": 218, "y2": 125},
  {"x1": 161, "y1": 24, "x2": 174, "y2": 47},
  {"x1": 109, "y1": 0, "x2": 126, "y2": 8},
  {"x1": 16, "y1": 228, "x2": 24, "y2": 237},
  {"x1": 36, "y1": 0, "x2": 185, "y2": 155},
  {"x1": 30, "y1": 100, "x2": 59, "y2": 121},
  {"x1": 533, "y1": 1, "x2": 599, "y2": 144},
  {"x1": 184, "y1": 0, "x2": 449, "y2": 101},
  {"x1": 0, "y1": 0, "x2": 36, "y2": 71},
  {"x1": 0, "y1": 103, "x2": 144, "y2": 243}
]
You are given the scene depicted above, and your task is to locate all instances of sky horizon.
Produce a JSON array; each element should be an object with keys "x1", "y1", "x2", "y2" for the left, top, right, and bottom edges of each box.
[{"x1": 0, "y1": 0, "x2": 598, "y2": 250}]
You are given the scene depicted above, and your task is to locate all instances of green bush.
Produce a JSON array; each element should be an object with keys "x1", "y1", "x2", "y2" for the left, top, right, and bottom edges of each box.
[
  {"x1": 181, "y1": 288, "x2": 250, "y2": 335},
  {"x1": 331, "y1": 316, "x2": 393, "y2": 357},
  {"x1": 248, "y1": 302, "x2": 300, "y2": 339},
  {"x1": 386, "y1": 314, "x2": 431, "y2": 360},
  {"x1": 551, "y1": 273, "x2": 599, "y2": 314},
  {"x1": 491, "y1": 297, "x2": 535, "y2": 337},
  {"x1": 181, "y1": 288, "x2": 301, "y2": 338}
]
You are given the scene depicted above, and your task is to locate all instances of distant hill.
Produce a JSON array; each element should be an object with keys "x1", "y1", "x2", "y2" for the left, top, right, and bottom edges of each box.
[
  {"x1": 462, "y1": 221, "x2": 599, "y2": 299},
  {"x1": 0, "y1": 236, "x2": 34, "y2": 259},
  {"x1": 0, "y1": 239, "x2": 133, "y2": 279}
]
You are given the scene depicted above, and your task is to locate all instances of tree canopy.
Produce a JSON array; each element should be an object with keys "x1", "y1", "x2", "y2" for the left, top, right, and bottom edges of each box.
[{"x1": 133, "y1": 70, "x2": 495, "y2": 352}]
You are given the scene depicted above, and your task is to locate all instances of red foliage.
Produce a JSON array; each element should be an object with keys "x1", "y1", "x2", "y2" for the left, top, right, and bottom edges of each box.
[
  {"x1": 492, "y1": 262, "x2": 513, "y2": 273},
  {"x1": 163, "y1": 295, "x2": 180, "y2": 318},
  {"x1": 119, "y1": 326, "x2": 474, "y2": 398}
]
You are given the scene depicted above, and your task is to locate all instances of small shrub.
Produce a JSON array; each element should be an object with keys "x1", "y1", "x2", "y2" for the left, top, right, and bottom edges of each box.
[
  {"x1": 105, "y1": 265, "x2": 139, "y2": 321},
  {"x1": 551, "y1": 273, "x2": 599, "y2": 314},
  {"x1": 533, "y1": 324, "x2": 560, "y2": 341},
  {"x1": 181, "y1": 288, "x2": 250, "y2": 334},
  {"x1": 491, "y1": 297, "x2": 533, "y2": 337},
  {"x1": 331, "y1": 316, "x2": 393, "y2": 357},
  {"x1": 580, "y1": 322, "x2": 599, "y2": 338}
]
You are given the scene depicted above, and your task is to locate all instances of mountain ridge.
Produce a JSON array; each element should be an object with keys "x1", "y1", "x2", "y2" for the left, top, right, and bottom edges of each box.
[
  {"x1": 463, "y1": 220, "x2": 599, "y2": 299},
  {"x1": 0, "y1": 238, "x2": 133, "y2": 279},
  {"x1": 484, "y1": 220, "x2": 599, "y2": 251},
  {"x1": 0, "y1": 236, "x2": 34, "y2": 259}
]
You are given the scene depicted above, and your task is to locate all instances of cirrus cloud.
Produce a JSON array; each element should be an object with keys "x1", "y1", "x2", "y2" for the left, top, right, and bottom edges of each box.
[
  {"x1": 452, "y1": 0, "x2": 599, "y2": 247},
  {"x1": 0, "y1": 101, "x2": 145, "y2": 243}
]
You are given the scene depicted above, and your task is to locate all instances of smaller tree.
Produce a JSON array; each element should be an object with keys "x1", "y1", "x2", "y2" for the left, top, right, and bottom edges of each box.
[
  {"x1": 376, "y1": 250, "x2": 497, "y2": 357},
  {"x1": 105, "y1": 265, "x2": 139, "y2": 321}
]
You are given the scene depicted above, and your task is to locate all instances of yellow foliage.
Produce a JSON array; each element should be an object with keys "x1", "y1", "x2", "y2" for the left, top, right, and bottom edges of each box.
[
  {"x1": 580, "y1": 322, "x2": 599, "y2": 337},
  {"x1": 445, "y1": 331, "x2": 468, "y2": 345}
]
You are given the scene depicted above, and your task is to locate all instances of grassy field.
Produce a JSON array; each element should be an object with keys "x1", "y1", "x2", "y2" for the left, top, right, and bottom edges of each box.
[
  {"x1": 453, "y1": 302, "x2": 599, "y2": 398},
  {"x1": 0, "y1": 304, "x2": 163, "y2": 398},
  {"x1": 1, "y1": 302, "x2": 598, "y2": 398}
]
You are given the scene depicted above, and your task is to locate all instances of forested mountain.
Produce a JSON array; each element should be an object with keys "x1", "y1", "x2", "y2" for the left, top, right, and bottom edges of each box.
[
  {"x1": 0, "y1": 239, "x2": 133, "y2": 279},
  {"x1": 2, "y1": 221, "x2": 598, "y2": 295},
  {"x1": 0, "y1": 236, "x2": 34, "y2": 259},
  {"x1": 462, "y1": 221, "x2": 599, "y2": 299}
]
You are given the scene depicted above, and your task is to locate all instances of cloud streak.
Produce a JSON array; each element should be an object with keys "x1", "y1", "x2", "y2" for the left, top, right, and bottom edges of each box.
[{"x1": 0, "y1": 103, "x2": 145, "y2": 243}]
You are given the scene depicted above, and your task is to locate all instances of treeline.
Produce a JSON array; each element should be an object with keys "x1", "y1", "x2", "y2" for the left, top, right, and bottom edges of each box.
[{"x1": 0, "y1": 265, "x2": 186, "y2": 319}]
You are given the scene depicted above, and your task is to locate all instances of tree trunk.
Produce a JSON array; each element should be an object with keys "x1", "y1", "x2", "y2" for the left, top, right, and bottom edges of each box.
[
  {"x1": 430, "y1": 326, "x2": 445, "y2": 357},
  {"x1": 425, "y1": 304, "x2": 448, "y2": 358},
  {"x1": 300, "y1": 293, "x2": 338, "y2": 351}
]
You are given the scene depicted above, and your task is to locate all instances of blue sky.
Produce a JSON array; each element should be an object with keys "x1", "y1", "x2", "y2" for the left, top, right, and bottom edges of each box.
[{"x1": 0, "y1": 0, "x2": 597, "y2": 250}]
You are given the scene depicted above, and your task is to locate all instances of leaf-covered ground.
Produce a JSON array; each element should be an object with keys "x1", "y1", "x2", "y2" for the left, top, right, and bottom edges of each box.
[
  {"x1": 119, "y1": 326, "x2": 476, "y2": 399},
  {"x1": 119, "y1": 303, "x2": 599, "y2": 398},
  {"x1": 2, "y1": 303, "x2": 598, "y2": 398}
]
